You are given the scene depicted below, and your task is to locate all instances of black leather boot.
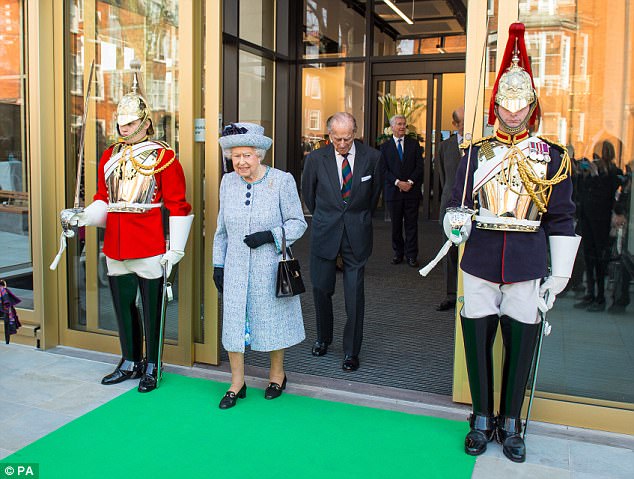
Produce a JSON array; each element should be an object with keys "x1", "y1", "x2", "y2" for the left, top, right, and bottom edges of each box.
[
  {"x1": 138, "y1": 361, "x2": 158, "y2": 393},
  {"x1": 101, "y1": 358, "x2": 145, "y2": 385},
  {"x1": 497, "y1": 315, "x2": 541, "y2": 463},
  {"x1": 102, "y1": 274, "x2": 144, "y2": 385},
  {"x1": 138, "y1": 277, "x2": 164, "y2": 393},
  {"x1": 461, "y1": 314, "x2": 499, "y2": 455}
]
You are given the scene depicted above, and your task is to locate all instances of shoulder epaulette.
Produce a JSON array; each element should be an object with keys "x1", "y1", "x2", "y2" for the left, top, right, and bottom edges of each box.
[
  {"x1": 460, "y1": 135, "x2": 494, "y2": 150},
  {"x1": 152, "y1": 140, "x2": 173, "y2": 150},
  {"x1": 537, "y1": 135, "x2": 566, "y2": 154}
]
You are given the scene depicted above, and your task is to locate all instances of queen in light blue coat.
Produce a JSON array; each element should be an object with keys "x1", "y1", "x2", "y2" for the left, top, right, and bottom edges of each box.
[{"x1": 212, "y1": 122, "x2": 307, "y2": 409}]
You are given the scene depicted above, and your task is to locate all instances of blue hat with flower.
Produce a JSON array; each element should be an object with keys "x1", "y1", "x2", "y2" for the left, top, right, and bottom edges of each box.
[{"x1": 218, "y1": 122, "x2": 273, "y2": 151}]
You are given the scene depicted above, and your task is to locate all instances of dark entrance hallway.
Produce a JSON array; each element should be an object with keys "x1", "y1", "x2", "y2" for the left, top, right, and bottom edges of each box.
[{"x1": 225, "y1": 211, "x2": 456, "y2": 396}]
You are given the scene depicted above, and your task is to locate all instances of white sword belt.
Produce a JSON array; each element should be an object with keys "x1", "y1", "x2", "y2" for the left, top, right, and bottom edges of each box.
[
  {"x1": 475, "y1": 215, "x2": 541, "y2": 233},
  {"x1": 107, "y1": 202, "x2": 163, "y2": 213}
]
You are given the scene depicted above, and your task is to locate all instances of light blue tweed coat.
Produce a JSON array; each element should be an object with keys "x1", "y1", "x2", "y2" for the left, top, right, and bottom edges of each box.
[{"x1": 213, "y1": 167, "x2": 307, "y2": 352}]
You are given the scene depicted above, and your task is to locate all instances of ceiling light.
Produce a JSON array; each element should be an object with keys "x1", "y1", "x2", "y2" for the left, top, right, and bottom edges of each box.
[{"x1": 383, "y1": 0, "x2": 414, "y2": 25}]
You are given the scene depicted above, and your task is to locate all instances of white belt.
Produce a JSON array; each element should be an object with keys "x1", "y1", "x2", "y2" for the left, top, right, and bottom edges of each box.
[
  {"x1": 475, "y1": 215, "x2": 541, "y2": 232},
  {"x1": 107, "y1": 202, "x2": 163, "y2": 213}
]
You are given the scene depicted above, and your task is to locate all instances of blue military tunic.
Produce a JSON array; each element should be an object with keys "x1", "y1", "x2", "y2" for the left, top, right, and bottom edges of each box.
[
  {"x1": 448, "y1": 132, "x2": 575, "y2": 283},
  {"x1": 213, "y1": 167, "x2": 307, "y2": 352}
]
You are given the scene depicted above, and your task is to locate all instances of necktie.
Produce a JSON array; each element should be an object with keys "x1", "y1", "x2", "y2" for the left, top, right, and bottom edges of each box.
[
  {"x1": 397, "y1": 138, "x2": 404, "y2": 161},
  {"x1": 341, "y1": 153, "x2": 352, "y2": 201}
]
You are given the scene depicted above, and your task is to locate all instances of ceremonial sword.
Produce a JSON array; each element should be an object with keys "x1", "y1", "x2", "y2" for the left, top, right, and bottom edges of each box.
[
  {"x1": 50, "y1": 60, "x2": 95, "y2": 270},
  {"x1": 420, "y1": 16, "x2": 489, "y2": 277}
]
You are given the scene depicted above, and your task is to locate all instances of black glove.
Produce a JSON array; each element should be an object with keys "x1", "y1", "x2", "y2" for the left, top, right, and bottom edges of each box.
[
  {"x1": 213, "y1": 267, "x2": 224, "y2": 293},
  {"x1": 243, "y1": 230, "x2": 274, "y2": 249}
]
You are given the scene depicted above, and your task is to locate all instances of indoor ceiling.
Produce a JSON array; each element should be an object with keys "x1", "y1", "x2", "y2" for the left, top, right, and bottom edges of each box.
[{"x1": 371, "y1": 0, "x2": 467, "y2": 38}]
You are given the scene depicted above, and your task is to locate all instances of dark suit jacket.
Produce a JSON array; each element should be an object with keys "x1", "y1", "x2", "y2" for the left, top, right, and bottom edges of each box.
[
  {"x1": 437, "y1": 134, "x2": 463, "y2": 221},
  {"x1": 302, "y1": 141, "x2": 383, "y2": 261},
  {"x1": 379, "y1": 136, "x2": 424, "y2": 202}
]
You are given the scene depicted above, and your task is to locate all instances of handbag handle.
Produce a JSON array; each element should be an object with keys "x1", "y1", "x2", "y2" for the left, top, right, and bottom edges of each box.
[{"x1": 281, "y1": 227, "x2": 294, "y2": 261}]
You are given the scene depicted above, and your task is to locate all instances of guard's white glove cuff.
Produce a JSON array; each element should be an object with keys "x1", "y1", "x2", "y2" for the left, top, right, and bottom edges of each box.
[
  {"x1": 443, "y1": 213, "x2": 472, "y2": 245},
  {"x1": 537, "y1": 276, "x2": 569, "y2": 313},
  {"x1": 71, "y1": 200, "x2": 108, "y2": 227},
  {"x1": 160, "y1": 250, "x2": 185, "y2": 277}
]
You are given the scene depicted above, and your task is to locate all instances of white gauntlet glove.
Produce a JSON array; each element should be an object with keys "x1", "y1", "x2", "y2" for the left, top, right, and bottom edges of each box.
[
  {"x1": 66, "y1": 200, "x2": 108, "y2": 227},
  {"x1": 537, "y1": 235, "x2": 582, "y2": 313},
  {"x1": 160, "y1": 215, "x2": 194, "y2": 277}
]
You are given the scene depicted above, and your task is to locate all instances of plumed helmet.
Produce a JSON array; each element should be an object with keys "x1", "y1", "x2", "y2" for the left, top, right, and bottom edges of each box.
[
  {"x1": 116, "y1": 74, "x2": 154, "y2": 136},
  {"x1": 117, "y1": 92, "x2": 151, "y2": 126},
  {"x1": 489, "y1": 23, "x2": 539, "y2": 126}
]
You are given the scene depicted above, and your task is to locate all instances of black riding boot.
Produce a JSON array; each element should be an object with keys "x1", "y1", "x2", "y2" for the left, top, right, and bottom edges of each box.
[
  {"x1": 461, "y1": 314, "x2": 499, "y2": 456},
  {"x1": 138, "y1": 276, "x2": 164, "y2": 393},
  {"x1": 497, "y1": 315, "x2": 541, "y2": 463},
  {"x1": 102, "y1": 274, "x2": 144, "y2": 385}
]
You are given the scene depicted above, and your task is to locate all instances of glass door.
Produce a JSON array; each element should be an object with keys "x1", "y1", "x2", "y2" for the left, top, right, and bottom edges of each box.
[
  {"x1": 59, "y1": 0, "x2": 195, "y2": 366},
  {"x1": 374, "y1": 76, "x2": 437, "y2": 219}
]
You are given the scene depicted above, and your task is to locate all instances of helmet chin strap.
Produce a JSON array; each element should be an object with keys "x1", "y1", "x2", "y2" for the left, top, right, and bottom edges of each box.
[
  {"x1": 495, "y1": 103, "x2": 537, "y2": 136},
  {"x1": 118, "y1": 115, "x2": 151, "y2": 143}
]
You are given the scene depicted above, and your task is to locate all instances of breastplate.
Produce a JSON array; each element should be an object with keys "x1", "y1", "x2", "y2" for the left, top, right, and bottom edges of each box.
[
  {"x1": 474, "y1": 139, "x2": 549, "y2": 232},
  {"x1": 106, "y1": 148, "x2": 158, "y2": 213}
]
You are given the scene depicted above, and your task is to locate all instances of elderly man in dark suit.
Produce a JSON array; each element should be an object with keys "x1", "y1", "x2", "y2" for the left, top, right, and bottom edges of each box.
[
  {"x1": 380, "y1": 114, "x2": 424, "y2": 267},
  {"x1": 302, "y1": 112, "x2": 383, "y2": 371},
  {"x1": 436, "y1": 106, "x2": 464, "y2": 311}
]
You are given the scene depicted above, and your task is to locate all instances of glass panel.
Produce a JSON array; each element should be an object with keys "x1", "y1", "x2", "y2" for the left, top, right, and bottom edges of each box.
[
  {"x1": 303, "y1": 0, "x2": 365, "y2": 59},
  {"x1": 239, "y1": 49, "x2": 274, "y2": 141},
  {"x1": 239, "y1": 0, "x2": 275, "y2": 50},
  {"x1": 518, "y1": 0, "x2": 634, "y2": 405},
  {"x1": 65, "y1": 0, "x2": 180, "y2": 340},
  {"x1": 0, "y1": 0, "x2": 32, "y2": 309},
  {"x1": 374, "y1": 34, "x2": 467, "y2": 57},
  {"x1": 300, "y1": 62, "x2": 365, "y2": 166},
  {"x1": 372, "y1": 0, "x2": 466, "y2": 56},
  {"x1": 376, "y1": 79, "x2": 427, "y2": 151}
]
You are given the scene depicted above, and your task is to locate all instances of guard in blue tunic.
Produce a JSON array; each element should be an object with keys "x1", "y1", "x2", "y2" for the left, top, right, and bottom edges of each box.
[{"x1": 445, "y1": 23, "x2": 580, "y2": 463}]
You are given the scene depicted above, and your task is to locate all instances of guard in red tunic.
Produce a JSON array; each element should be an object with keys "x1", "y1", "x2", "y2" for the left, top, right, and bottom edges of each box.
[
  {"x1": 446, "y1": 24, "x2": 580, "y2": 462},
  {"x1": 62, "y1": 85, "x2": 193, "y2": 393}
]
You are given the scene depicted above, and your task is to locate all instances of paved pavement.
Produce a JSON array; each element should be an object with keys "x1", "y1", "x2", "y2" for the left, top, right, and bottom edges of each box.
[{"x1": 1, "y1": 342, "x2": 633, "y2": 478}]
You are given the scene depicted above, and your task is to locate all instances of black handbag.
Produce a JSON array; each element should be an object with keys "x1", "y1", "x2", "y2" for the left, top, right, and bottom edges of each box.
[{"x1": 276, "y1": 228, "x2": 306, "y2": 297}]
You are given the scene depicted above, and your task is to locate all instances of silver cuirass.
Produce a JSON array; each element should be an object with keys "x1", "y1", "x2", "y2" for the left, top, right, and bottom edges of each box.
[
  {"x1": 473, "y1": 137, "x2": 550, "y2": 232},
  {"x1": 105, "y1": 144, "x2": 161, "y2": 213}
]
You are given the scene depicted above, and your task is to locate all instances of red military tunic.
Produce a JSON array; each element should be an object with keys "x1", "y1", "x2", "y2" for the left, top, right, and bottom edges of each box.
[{"x1": 94, "y1": 141, "x2": 191, "y2": 261}]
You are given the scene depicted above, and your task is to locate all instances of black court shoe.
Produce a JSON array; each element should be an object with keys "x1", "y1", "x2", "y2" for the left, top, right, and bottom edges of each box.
[
  {"x1": 219, "y1": 384, "x2": 247, "y2": 409},
  {"x1": 264, "y1": 376, "x2": 287, "y2": 400}
]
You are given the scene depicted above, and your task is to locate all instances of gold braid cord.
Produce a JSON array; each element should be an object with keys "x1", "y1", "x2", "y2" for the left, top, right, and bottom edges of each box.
[
  {"x1": 498, "y1": 141, "x2": 570, "y2": 214},
  {"x1": 118, "y1": 139, "x2": 176, "y2": 176}
]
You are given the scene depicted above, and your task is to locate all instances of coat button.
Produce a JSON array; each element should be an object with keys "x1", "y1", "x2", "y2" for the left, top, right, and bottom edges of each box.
[
  {"x1": 246, "y1": 192, "x2": 251, "y2": 198},
  {"x1": 247, "y1": 184, "x2": 252, "y2": 189},
  {"x1": 245, "y1": 200, "x2": 250, "y2": 205}
]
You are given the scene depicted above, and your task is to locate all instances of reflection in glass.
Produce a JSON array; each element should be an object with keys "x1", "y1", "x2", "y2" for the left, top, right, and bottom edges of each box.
[
  {"x1": 303, "y1": 0, "x2": 365, "y2": 59},
  {"x1": 239, "y1": 0, "x2": 275, "y2": 50},
  {"x1": 300, "y1": 62, "x2": 365, "y2": 166},
  {"x1": 239, "y1": 50, "x2": 274, "y2": 143},
  {"x1": 65, "y1": 0, "x2": 180, "y2": 340},
  {"x1": 0, "y1": 0, "x2": 32, "y2": 309},
  {"x1": 518, "y1": 0, "x2": 634, "y2": 405}
]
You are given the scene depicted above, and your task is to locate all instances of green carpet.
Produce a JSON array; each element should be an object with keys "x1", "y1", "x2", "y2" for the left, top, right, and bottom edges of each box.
[{"x1": 7, "y1": 374, "x2": 475, "y2": 478}]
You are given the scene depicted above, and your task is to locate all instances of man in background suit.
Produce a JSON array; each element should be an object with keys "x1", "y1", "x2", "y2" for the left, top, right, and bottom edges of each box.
[
  {"x1": 436, "y1": 106, "x2": 464, "y2": 311},
  {"x1": 302, "y1": 112, "x2": 383, "y2": 371},
  {"x1": 380, "y1": 114, "x2": 424, "y2": 267}
]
